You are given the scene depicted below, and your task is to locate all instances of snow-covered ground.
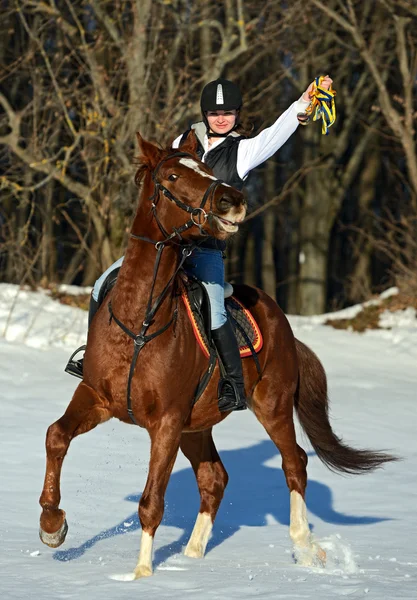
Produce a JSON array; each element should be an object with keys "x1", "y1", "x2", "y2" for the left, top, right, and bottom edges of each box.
[{"x1": 1, "y1": 284, "x2": 416, "y2": 599}]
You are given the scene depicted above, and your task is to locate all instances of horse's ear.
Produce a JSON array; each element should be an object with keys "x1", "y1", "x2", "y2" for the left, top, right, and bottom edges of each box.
[
  {"x1": 136, "y1": 132, "x2": 163, "y2": 169},
  {"x1": 178, "y1": 130, "x2": 199, "y2": 156}
]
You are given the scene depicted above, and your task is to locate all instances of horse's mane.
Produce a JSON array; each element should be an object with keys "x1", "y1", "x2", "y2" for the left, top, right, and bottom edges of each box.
[{"x1": 134, "y1": 164, "x2": 147, "y2": 187}]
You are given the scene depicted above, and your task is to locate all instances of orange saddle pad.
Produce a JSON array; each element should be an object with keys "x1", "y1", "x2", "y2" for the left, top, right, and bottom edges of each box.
[{"x1": 182, "y1": 291, "x2": 263, "y2": 359}]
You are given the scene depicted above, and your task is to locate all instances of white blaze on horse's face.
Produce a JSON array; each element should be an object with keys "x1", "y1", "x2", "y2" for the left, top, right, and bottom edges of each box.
[{"x1": 179, "y1": 158, "x2": 229, "y2": 184}]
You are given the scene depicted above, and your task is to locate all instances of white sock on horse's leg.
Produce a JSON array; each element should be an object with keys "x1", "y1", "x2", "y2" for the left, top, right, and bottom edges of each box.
[
  {"x1": 289, "y1": 490, "x2": 311, "y2": 546},
  {"x1": 109, "y1": 530, "x2": 154, "y2": 581},
  {"x1": 184, "y1": 512, "x2": 213, "y2": 558},
  {"x1": 289, "y1": 491, "x2": 326, "y2": 566},
  {"x1": 134, "y1": 530, "x2": 154, "y2": 578}
]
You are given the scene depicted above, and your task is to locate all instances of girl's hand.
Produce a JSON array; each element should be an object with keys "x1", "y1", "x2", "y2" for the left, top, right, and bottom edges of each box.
[{"x1": 302, "y1": 75, "x2": 333, "y2": 102}]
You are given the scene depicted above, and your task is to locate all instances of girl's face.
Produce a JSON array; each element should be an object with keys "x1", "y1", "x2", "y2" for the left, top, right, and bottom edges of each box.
[{"x1": 206, "y1": 110, "x2": 237, "y2": 135}]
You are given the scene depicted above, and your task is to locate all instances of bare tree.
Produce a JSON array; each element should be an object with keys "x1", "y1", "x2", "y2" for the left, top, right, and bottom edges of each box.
[
  {"x1": 1, "y1": 0, "x2": 415, "y2": 316},
  {"x1": 311, "y1": 0, "x2": 417, "y2": 204}
]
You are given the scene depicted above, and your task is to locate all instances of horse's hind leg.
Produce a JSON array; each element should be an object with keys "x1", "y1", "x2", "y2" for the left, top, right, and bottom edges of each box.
[
  {"x1": 180, "y1": 428, "x2": 228, "y2": 559},
  {"x1": 39, "y1": 382, "x2": 111, "y2": 548},
  {"x1": 253, "y1": 380, "x2": 325, "y2": 566}
]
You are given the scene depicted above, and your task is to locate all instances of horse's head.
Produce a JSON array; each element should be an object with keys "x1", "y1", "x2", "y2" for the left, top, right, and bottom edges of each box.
[{"x1": 134, "y1": 132, "x2": 246, "y2": 242}]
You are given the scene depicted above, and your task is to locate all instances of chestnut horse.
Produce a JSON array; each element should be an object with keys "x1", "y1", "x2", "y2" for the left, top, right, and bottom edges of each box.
[{"x1": 39, "y1": 132, "x2": 395, "y2": 579}]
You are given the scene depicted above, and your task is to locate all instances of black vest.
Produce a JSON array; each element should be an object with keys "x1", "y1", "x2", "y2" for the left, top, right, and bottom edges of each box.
[{"x1": 180, "y1": 129, "x2": 245, "y2": 191}]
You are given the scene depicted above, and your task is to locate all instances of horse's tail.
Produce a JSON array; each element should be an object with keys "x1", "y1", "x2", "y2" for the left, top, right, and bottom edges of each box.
[{"x1": 294, "y1": 339, "x2": 398, "y2": 474}]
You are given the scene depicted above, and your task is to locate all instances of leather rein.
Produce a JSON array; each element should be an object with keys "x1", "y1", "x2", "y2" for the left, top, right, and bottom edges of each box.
[{"x1": 108, "y1": 151, "x2": 224, "y2": 425}]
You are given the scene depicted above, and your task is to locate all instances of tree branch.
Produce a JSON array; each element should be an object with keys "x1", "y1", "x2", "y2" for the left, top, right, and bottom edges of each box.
[
  {"x1": 64, "y1": 0, "x2": 118, "y2": 117},
  {"x1": 394, "y1": 16, "x2": 413, "y2": 131},
  {"x1": 17, "y1": 3, "x2": 78, "y2": 137}
]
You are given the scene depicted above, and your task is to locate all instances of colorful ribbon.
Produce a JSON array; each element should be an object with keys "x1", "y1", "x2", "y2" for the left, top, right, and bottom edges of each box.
[{"x1": 298, "y1": 76, "x2": 337, "y2": 135}]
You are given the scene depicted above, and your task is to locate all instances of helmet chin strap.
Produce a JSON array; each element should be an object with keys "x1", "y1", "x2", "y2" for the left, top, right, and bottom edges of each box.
[{"x1": 207, "y1": 130, "x2": 234, "y2": 138}]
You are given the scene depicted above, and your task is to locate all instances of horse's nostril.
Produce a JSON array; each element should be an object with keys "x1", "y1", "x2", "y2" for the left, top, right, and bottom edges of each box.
[{"x1": 218, "y1": 195, "x2": 234, "y2": 211}]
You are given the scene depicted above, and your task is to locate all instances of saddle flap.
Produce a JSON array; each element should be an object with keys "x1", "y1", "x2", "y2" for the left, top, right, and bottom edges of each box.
[{"x1": 185, "y1": 275, "x2": 212, "y2": 334}]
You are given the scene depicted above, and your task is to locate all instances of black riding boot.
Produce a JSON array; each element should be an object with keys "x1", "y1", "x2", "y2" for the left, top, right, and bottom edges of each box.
[
  {"x1": 64, "y1": 296, "x2": 99, "y2": 379},
  {"x1": 211, "y1": 319, "x2": 247, "y2": 412}
]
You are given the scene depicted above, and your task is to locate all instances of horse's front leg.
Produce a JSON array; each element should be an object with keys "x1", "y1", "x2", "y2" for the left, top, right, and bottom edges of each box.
[
  {"x1": 118, "y1": 414, "x2": 183, "y2": 580},
  {"x1": 39, "y1": 383, "x2": 111, "y2": 547}
]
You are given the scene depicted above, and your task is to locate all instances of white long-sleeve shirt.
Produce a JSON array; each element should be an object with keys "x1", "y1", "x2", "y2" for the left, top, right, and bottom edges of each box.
[{"x1": 172, "y1": 96, "x2": 310, "y2": 181}]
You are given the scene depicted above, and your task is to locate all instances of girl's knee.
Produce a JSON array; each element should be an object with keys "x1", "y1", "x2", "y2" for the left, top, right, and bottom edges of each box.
[
  {"x1": 211, "y1": 309, "x2": 227, "y2": 330},
  {"x1": 92, "y1": 257, "x2": 124, "y2": 302}
]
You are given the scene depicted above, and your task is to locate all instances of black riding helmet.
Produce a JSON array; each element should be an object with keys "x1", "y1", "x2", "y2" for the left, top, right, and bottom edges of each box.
[{"x1": 200, "y1": 78, "x2": 242, "y2": 136}]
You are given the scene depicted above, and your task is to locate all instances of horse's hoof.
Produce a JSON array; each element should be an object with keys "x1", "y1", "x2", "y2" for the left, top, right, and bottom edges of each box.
[
  {"x1": 39, "y1": 519, "x2": 68, "y2": 548},
  {"x1": 184, "y1": 543, "x2": 204, "y2": 558},
  {"x1": 134, "y1": 565, "x2": 153, "y2": 579},
  {"x1": 294, "y1": 542, "x2": 326, "y2": 567}
]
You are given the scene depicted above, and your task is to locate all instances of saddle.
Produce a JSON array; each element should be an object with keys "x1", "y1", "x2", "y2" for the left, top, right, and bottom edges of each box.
[{"x1": 182, "y1": 275, "x2": 263, "y2": 359}]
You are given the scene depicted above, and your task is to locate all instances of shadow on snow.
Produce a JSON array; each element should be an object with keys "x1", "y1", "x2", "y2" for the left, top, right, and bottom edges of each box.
[{"x1": 53, "y1": 440, "x2": 390, "y2": 564}]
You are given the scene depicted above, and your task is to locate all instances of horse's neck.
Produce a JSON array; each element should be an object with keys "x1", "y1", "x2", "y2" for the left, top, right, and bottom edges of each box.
[
  {"x1": 111, "y1": 196, "x2": 180, "y2": 326},
  {"x1": 112, "y1": 238, "x2": 179, "y2": 327}
]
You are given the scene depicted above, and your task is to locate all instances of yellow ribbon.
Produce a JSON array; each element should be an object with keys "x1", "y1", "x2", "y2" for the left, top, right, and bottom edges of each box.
[{"x1": 298, "y1": 76, "x2": 337, "y2": 135}]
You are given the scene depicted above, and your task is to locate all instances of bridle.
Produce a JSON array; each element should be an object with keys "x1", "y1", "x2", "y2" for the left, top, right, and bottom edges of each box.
[
  {"x1": 108, "y1": 150, "x2": 226, "y2": 425},
  {"x1": 130, "y1": 151, "x2": 224, "y2": 246}
]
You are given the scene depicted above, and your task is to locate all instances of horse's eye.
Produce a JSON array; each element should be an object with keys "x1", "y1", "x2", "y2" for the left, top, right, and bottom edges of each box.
[{"x1": 168, "y1": 174, "x2": 178, "y2": 182}]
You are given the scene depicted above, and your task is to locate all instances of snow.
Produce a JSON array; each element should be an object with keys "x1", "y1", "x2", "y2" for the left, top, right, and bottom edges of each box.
[
  {"x1": 0, "y1": 284, "x2": 416, "y2": 599},
  {"x1": 0, "y1": 284, "x2": 88, "y2": 349}
]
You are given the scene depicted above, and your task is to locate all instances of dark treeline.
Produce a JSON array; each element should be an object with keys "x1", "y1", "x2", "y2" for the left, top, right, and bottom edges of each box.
[{"x1": 1, "y1": 0, "x2": 416, "y2": 314}]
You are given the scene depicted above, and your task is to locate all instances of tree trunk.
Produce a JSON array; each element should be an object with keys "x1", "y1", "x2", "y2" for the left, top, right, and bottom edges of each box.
[
  {"x1": 40, "y1": 180, "x2": 57, "y2": 285},
  {"x1": 244, "y1": 234, "x2": 256, "y2": 287},
  {"x1": 297, "y1": 212, "x2": 330, "y2": 315},
  {"x1": 348, "y1": 142, "x2": 380, "y2": 303},
  {"x1": 285, "y1": 191, "x2": 301, "y2": 314},
  {"x1": 297, "y1": 123, "x2": 329, "y2": 315},
  {"x1": 262, "y1": 161, "x2": 277, "y2": 299}
]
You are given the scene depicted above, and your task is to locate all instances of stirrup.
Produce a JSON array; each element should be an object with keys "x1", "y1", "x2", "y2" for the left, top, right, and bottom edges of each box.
[
  {"x1": 64, "y1": 345, "x2": 86, "y2": 379},
  {"x1": 217, "y1": 377, "x2": 247, "y2": 412}
]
